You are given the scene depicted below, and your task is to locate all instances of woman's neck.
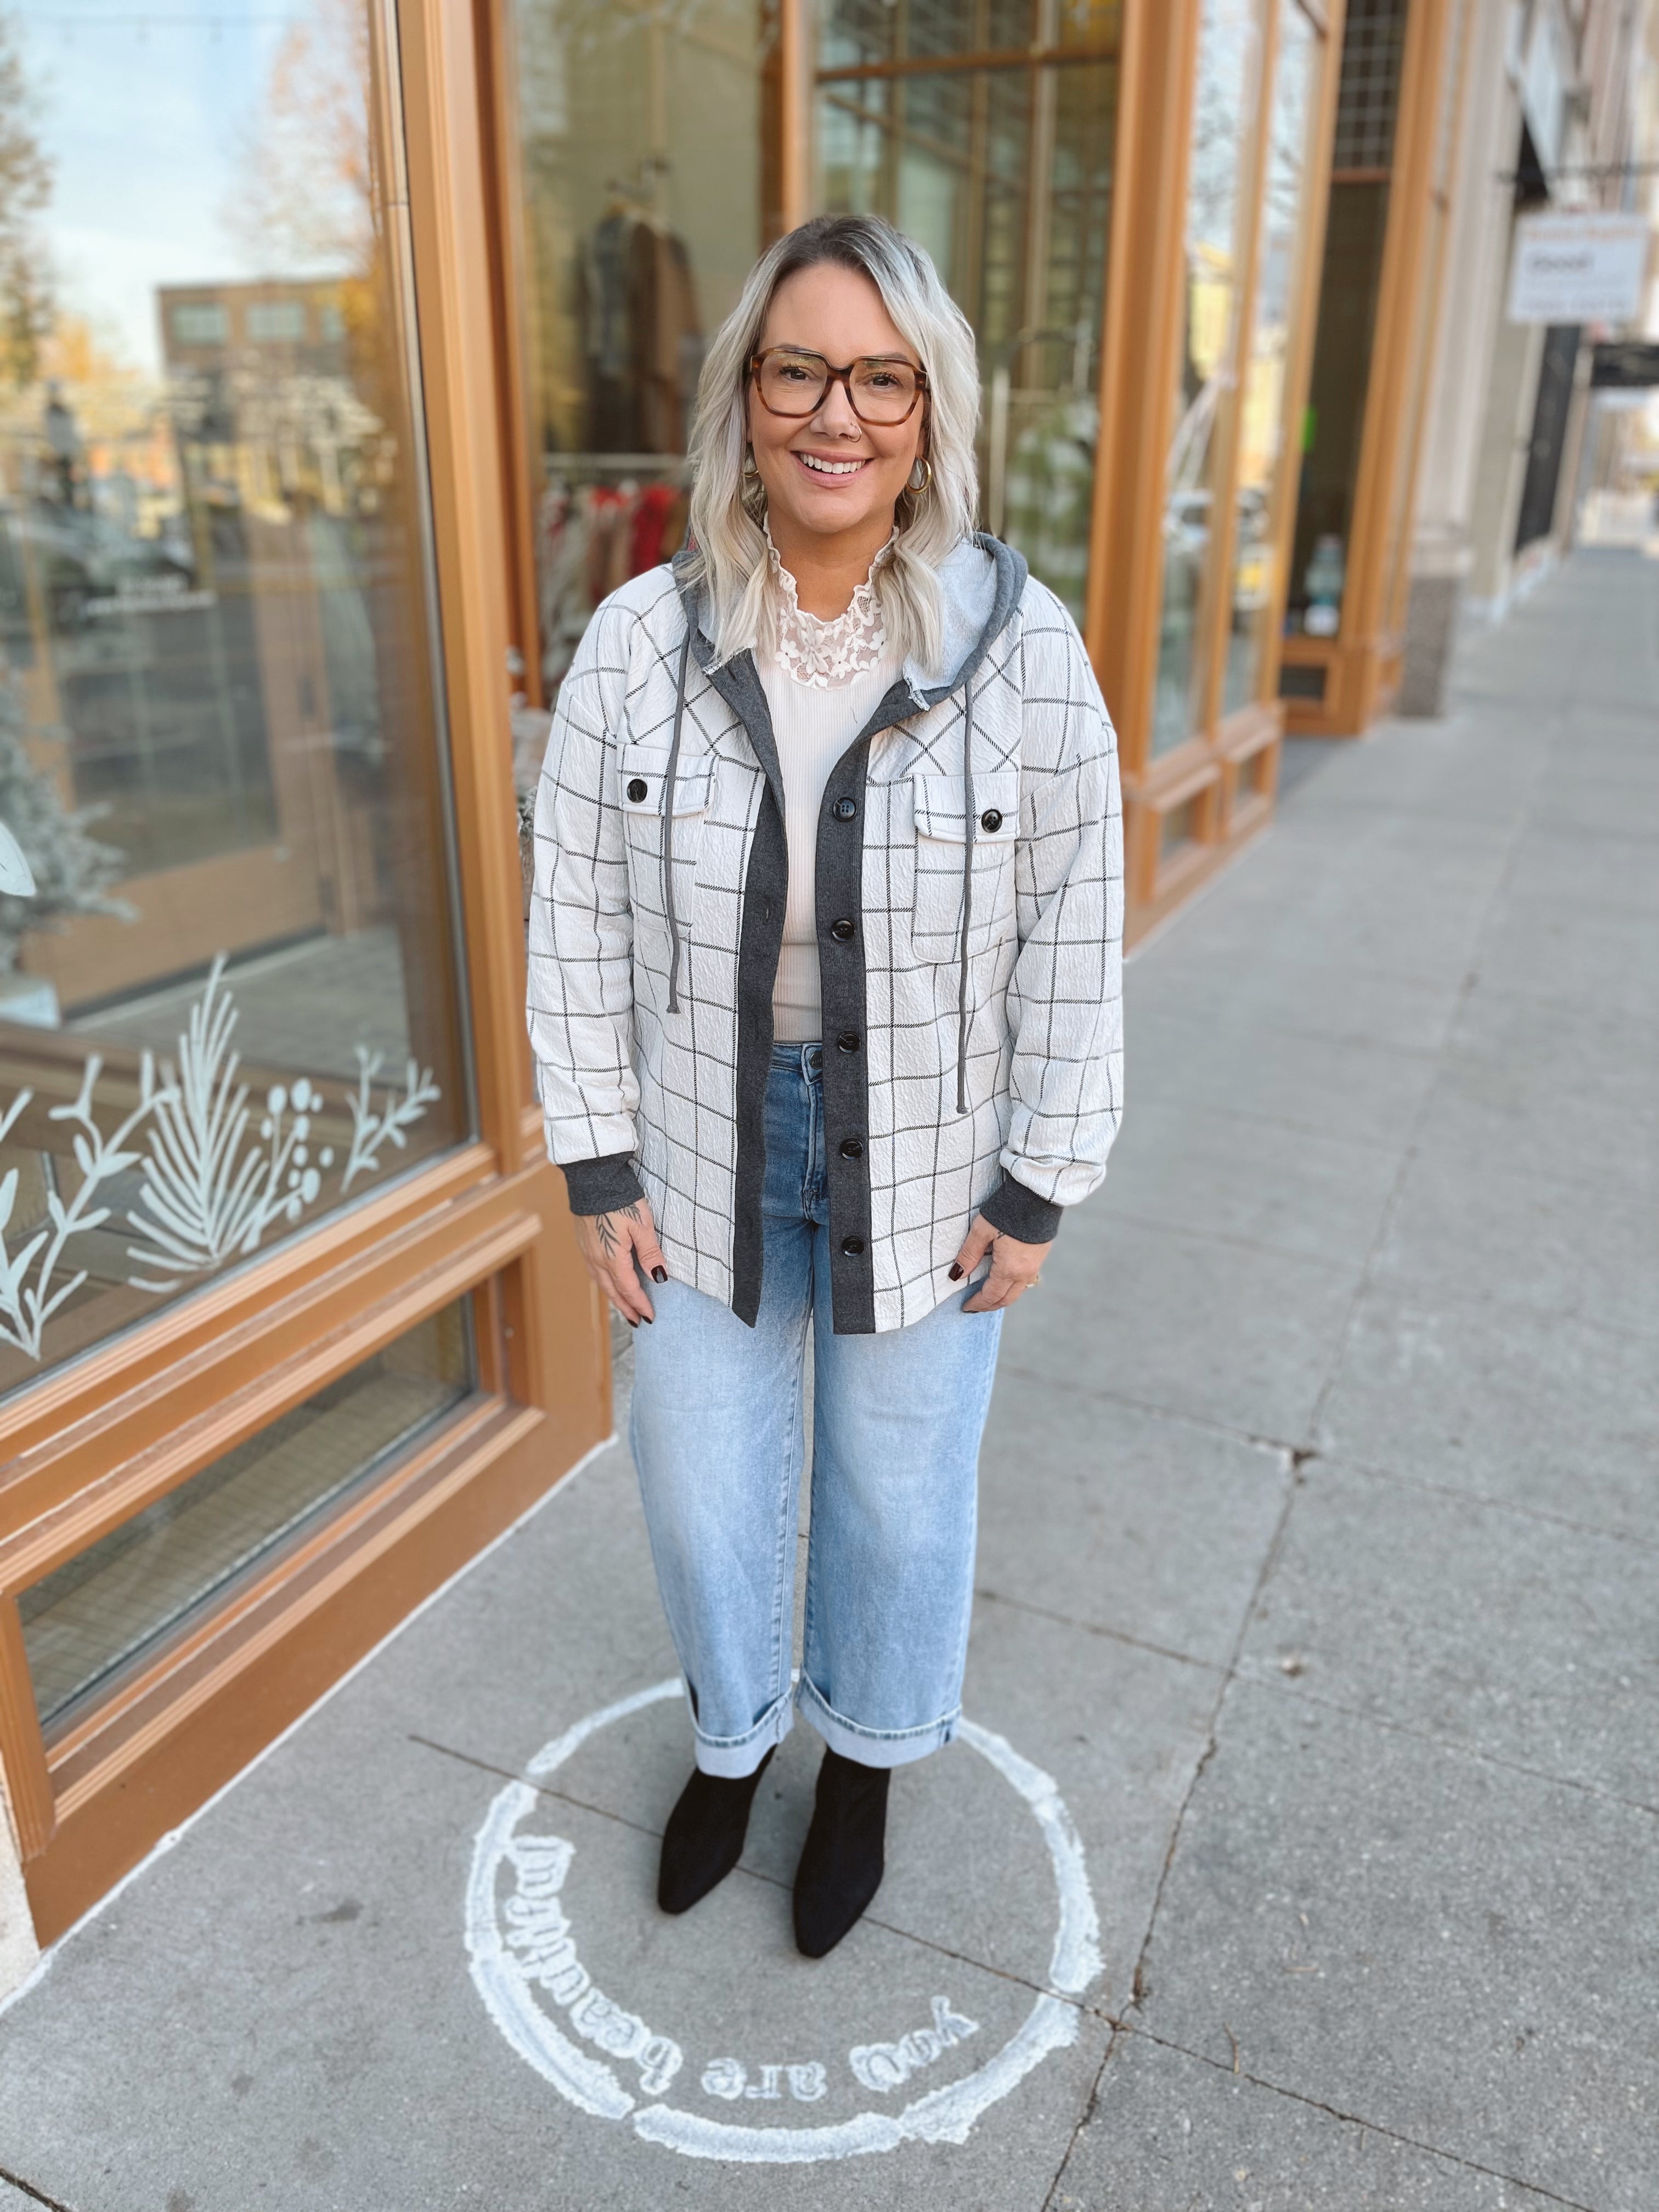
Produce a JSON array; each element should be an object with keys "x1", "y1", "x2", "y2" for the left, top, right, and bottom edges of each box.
[{"x1": 766, "y1": 509, "x2": 895, "y2": 620}]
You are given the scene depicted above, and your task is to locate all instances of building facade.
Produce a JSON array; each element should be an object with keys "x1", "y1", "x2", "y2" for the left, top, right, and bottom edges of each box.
[
  {"x1": 3, "y1": 0, "x2": 1347, "y2": 1978},
  {"x1": 1279, "y1": 0, "x2": 1657, "y2": 731}
]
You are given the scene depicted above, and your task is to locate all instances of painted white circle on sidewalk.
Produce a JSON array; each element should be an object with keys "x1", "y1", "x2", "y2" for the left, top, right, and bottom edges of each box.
[{"x1": 464, "y1": 1678, "x2": 1103, "y2": 2163}]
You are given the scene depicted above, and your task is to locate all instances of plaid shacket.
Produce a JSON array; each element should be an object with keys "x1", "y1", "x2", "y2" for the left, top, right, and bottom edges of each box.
[{"x1": 527, "y1": 533, "x2": 1124, "y2": 1334}]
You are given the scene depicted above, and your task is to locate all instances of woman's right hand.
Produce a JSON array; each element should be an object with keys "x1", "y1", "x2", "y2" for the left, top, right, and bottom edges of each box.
[{"x1": 573, "y1": 1198, "x2": 669, "y2": 1327}]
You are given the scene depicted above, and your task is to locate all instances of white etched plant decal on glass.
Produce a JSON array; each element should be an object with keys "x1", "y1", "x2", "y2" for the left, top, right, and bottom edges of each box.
[
  {"x1": 0, "y1": 1053, "x2": 177, "y2": 1359},
  {"x1": 126, "y1": 956, "x2": 340, "y2": 1290},
  {"x1": 0, "y1": 952, "x2": 441, "y2": 1359},
  {"x1": 342, "y1": 1046, "x2": 441, "y2": 1191}
]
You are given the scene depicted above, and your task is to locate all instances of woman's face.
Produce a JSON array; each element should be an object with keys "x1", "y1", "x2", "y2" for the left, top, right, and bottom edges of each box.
[{"x1": 746, "y1": 263, "x2": 926, "y2": 551}]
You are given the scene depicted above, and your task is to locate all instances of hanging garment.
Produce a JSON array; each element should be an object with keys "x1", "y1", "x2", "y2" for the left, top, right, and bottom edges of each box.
[{"x1": 628, "y1": 222, "x2": 702, "y2": 455}]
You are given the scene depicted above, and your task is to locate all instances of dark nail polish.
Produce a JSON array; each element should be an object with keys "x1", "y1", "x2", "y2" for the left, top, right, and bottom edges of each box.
[
  {"x1": 627, "y1": 1316, "x2": 639, "y2": 1328},
  {"x1": 947, "y1": 1262, "x2": 963, "y2": 1281},
  {"x1": 642, "y1": 1312, "x2": 653, "y2": 1323},
  {"x1": 651, "y1": 1266, "x2": 668, "y2": 1284}
]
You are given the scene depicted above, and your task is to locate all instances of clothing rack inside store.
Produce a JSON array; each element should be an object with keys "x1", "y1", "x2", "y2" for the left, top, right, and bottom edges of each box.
[{"x1": 543, "y1": 453, "x2": 692, "y2": 480}]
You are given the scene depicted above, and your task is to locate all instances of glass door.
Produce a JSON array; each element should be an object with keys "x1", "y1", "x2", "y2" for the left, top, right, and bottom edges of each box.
[
  {"x1": 1150, "y1": 0, "x2": 1267, "y2": 756},
  {"x1": 815, "y1": 0, "x2": 1121, "y2": 625}
]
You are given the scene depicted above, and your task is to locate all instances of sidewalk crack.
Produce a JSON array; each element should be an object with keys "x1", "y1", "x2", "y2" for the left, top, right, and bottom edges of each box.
[
  {"x1": 1237, "y1": 1676, "x2": 1659, "y2": 1819},
  {"x1": 1115, "y1": 2022, "x2": 1605, "y2": 2212},
  {"x1": 0, "y1": 2165, "x2": 77, "y2": 2211},
  {"x1": 972, "y1": 1586, "x2": 1224, "y2": 1676}
]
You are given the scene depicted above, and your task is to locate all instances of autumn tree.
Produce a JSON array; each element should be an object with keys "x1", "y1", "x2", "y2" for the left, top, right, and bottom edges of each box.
[{"x1": 0, "y1": 20, "x2": 51, "y2": 388}]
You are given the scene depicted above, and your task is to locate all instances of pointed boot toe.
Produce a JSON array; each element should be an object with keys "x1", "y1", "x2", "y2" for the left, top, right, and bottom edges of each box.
[
  {"x1": 657, "y1": 1748, "x2": 773, "y2": 1916},
  {"x1": 793, "y1": 1747, "x2": 890, "y2": 1959}
]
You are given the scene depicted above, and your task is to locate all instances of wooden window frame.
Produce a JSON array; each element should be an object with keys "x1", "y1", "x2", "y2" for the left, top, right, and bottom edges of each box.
[
  {"x1": 1278, "y1": 0, "x2": 1462, "y2": 735},
  {"x1": 1088, "y1": 0, "x2": 1345, "y2": 939},
  {"x1": 0, "y1": 0, "x2": 609, "y2": 1946}
]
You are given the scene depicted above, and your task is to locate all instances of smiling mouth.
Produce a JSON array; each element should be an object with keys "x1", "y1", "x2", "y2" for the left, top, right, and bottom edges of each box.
[{"x1": 792, "y1": 451, "x2": 871, "y2": 479}]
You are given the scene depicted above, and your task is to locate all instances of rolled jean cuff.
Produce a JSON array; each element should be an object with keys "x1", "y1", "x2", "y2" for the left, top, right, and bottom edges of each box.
[
  {"x1": 689, "y1": 1681, "x2": 794, "y2": 1778},
  {"x1": 795, "y1": 1673, "x2": 960, "y2": 1770}
]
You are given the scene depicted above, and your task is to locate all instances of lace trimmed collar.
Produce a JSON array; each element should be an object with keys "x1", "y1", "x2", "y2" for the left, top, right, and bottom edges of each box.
[{"x1": 764, "y1": 522, "x2": 896, "y2": 689}]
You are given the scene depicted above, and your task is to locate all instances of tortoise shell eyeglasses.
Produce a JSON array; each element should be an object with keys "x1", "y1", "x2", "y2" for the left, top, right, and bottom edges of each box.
[{"x1": 748, "y1": 347, "x2": 928, "y2": 427}]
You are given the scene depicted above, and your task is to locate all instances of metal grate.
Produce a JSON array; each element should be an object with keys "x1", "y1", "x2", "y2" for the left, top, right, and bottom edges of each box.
[{"x1": 1333, "y1": 0, "x2": 1408, "y2": 170}]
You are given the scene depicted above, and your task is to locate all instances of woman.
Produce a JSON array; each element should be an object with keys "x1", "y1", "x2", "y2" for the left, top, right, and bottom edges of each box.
[{"x1": 528, "y1": 213, "x2": 1122, "y2": 1960}]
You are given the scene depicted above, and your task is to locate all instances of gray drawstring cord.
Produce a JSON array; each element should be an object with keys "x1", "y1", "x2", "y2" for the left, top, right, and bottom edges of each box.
[
  {"x1": 955, "y1": 678, "x2": 975, "y2": 1115},
  {"x1": 661, "y1": 625, "x2": 692, "y2": 1013}
]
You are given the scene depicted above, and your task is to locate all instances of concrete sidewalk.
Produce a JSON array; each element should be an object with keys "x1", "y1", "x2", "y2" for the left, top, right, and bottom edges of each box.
[{"x1": 1, "y1": 551, "x2": 1654, "y2": 2211}]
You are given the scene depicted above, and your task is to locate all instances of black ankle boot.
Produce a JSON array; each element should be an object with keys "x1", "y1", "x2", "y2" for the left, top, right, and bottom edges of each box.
[
  {"x1": 657, "y1": 1747, "x2": 774, "y2": 1915},
  {"x1": 792, "y1": 1747, "x2": 891, "y2": 1959}
]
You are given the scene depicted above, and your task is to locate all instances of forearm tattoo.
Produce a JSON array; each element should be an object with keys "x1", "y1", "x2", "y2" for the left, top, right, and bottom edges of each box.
[{"x1": 593, "y1": 1201, "x2": 642, "y2": 1260}]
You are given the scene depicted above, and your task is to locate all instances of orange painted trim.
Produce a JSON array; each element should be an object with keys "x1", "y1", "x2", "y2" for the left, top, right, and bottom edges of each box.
[
  {"x1": 1085, "y1": 0, "x2": 1203, "y2": 770},
  {"x1": 780, "y1": 0, "x2": 811, "y2": 231},
  {"x1": 0, "y1": 1164, "x2": 550, "y2": 1549},
  {"x1": 0, "y1": 1207, "x2": 540, "y2": 1585}
]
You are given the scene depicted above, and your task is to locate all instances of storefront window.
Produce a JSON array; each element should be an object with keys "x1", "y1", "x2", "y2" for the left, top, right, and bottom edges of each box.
[
  {"x1": 1284, "y1": 0, "x2": 1407, "y2": 638},
  {"x1": 0, "y1": 5, "x2": 472, "y2": 1397},
  {"x1": 1222, "y1": 0, "x2": 1322, "y2": 715},
  {"x1": 817, "y1": 1, "x2": 1120, "y2": 623},
  {"x1": 21, "y1": 1299, "x2": 474, "y2": 1732},
  {"x1": 1151, "y1": 0, "x2": 1265, "y2": 754},
  {"x1": 506, "y1": 0, "x2": 766, "y2": 708}
]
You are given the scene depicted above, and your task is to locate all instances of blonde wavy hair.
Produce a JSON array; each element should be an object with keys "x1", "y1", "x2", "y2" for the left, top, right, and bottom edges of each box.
[{"x1": 682, "y1": 214, "x2": 980, "y2": 678}]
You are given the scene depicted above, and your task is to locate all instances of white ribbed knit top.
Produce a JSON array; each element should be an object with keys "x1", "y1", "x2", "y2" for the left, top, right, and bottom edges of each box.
[
  {"x1": 759, "y1": 651, "x2": 899, "y2": 1040},
  {"x1": 759, "y1": 527, "x2": 900, "y2": 1041}
]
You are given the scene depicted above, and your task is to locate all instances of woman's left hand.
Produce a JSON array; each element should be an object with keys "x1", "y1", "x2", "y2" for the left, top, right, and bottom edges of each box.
[{"x1": 949, "y1": 1215, "x2": 1053, "y2": 1312}]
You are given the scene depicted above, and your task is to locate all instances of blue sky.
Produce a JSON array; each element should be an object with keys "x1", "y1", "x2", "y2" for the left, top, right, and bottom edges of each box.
[{"x1": 13, "y1": 6, "x2": 296, "y2": 375}]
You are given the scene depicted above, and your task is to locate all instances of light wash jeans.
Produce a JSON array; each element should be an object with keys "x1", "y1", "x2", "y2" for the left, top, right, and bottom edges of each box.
[{"x1": 630, "y1": 1041, "x2": 1003, "y2": 1777}]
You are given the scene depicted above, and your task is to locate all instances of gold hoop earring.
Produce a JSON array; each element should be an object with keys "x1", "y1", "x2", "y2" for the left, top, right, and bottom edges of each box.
[
  {"x1": 742, "y1": 444, "x2": 759, "y2": 478},
  {"x1": 908, "y1": 455, "x2": 933, "y2": 494}
]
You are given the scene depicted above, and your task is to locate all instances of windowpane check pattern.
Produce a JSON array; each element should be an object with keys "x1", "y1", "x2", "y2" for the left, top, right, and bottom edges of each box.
[{"x1": 527, "y1": 564, "x2": 1124, "y2": 1333}]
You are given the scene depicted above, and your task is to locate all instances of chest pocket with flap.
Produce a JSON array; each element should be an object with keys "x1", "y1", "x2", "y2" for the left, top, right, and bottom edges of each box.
[
  {"x1": 909, "y1": 769, "x2": 1019, "y2": 961},
  {"x1": 619, "y1": 741, "x2": 712, "y2": 930}
]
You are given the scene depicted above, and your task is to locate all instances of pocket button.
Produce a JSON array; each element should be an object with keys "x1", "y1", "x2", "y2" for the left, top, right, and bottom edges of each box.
[
  {"x1": 627, "y1": 777, "x2": 649, "y2": 804},
  {"x1": 980, "y1": 808, "x2": 1003, "y2": 833}
]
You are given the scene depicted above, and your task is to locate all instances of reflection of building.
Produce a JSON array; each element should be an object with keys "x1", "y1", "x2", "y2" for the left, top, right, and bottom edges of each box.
[{"x1": 159, "y1": 280, "x2": 353, "y2": 374}]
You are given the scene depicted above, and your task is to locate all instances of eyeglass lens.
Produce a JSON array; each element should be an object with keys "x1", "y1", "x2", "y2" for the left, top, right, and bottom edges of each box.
[{"x1": 757, "y1": 351, "x2": 920, "y2": 422}]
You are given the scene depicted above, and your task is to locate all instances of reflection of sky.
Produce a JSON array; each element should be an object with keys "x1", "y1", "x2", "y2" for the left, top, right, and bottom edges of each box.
[
  {"x1": 1187, "y1": 0, "x2": 1259, "y2": 257},
  {"x1": 13, "y1": 7, "x2": 296, "y2": 376}
]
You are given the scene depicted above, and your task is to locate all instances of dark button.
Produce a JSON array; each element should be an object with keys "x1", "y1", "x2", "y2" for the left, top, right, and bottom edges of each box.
[
  {"x1": 838, "y1": 1137, "x2": 864, "y2": 1160},
  {"x1": 806, "y1": 1049, "x2": 823, "y2": 1073},
  {"x1": 627, "y1": 777, "x2": 648, "y2": 804},
  {"x1": 832, "y1": 797, "x2": 856, "y2": 821},
  {"x1": 840, "y1": 1236, "x2": 866, "y2": 1256},
  {"x1": 836, "y1": 1030, "x2": 860, "y2": 1054},
  {"x1": 980, "y1": 807, "x2": 1003, "y2": 833},
  {"x1": 830, "y1": 917, "x2": 855, "y2": 942}
]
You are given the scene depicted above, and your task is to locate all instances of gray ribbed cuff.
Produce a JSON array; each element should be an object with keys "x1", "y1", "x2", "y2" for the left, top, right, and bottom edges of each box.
[
  {"x1": 978, "y1": 1170, "x2": 1064, "y2": 1246},
  {"x1": 560, "y1": 1153, "x2": 646, "y2": 1216}
]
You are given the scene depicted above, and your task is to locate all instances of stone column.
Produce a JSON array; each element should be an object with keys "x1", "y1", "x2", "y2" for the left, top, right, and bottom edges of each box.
[
  {"x1": 1401, "y1": 2, "x2": 1525, "y2": 715},
  {"x1": 0, "y1": 1770, "x2": 40, "y2": 2002}
]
